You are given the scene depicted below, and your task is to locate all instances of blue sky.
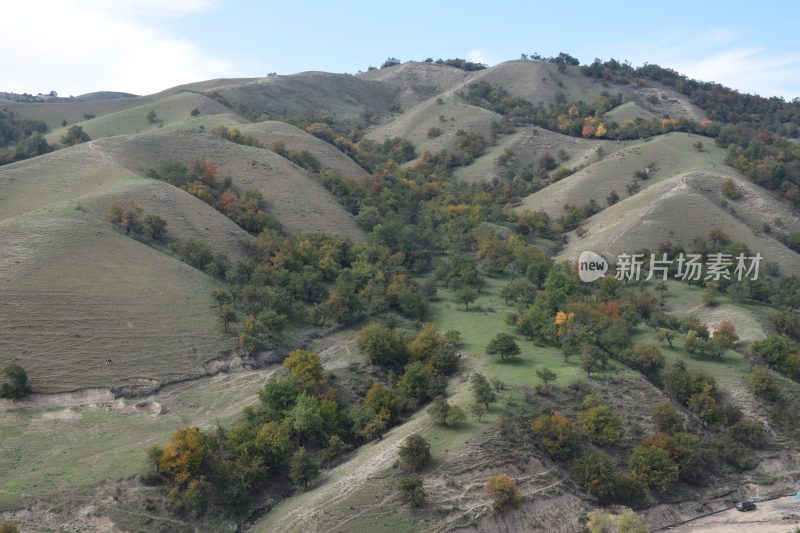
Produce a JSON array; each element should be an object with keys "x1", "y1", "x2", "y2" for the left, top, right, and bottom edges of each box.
[{"x1": 3, "y1": 0, "x2": 800, "y2": 98}]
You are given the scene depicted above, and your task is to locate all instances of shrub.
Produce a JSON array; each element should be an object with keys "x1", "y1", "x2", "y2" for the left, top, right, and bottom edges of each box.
[
  {"x1": 531, "y1": 412, "x2": 581, "y2": 459},
  {"x1": 577, "y1": 396, "x2": 623, "y2": 445},
  {"x1": 398, "y1": 434, "x2": 431, "y2": 471},
  {"x1": 571, "y1": 450, "x2": 619, "y2": 503},
  {"x1": 651, "y1": 400, "x2": 683, "y2": 433},
  {"x1": 427, "y1": 396, "x2": 464, "y2": 426},
  {"x1": 748, "y1": 367, "x2": 780, "y2": 401},
  {"x1": 485, "y1": 474, "x2": 521, "y2": 512},
  {"x1": 628, "y1": 444, "x2": 679, "y2": 492},
  {"x1": 586, "y1": 508, "x2": 647, "y2": 533},
  {"x1": 427, "y1": 127, "x2": 443, "y2": 138},
  {"x1": 731, "y1": 418, "x2": 767, "y2": 448},
  {"x1": 721, "y1": 177, "x2": 743, "y2": 199},
  {"x1": 397, "y1": 475, "x2": 426, "y2": 506},
  {"x1": 61, "y1": 125, "x2": 90, "y2": 145},
  {"x1": 0, "y1": 364, "x2": 32, "y2": 400}
]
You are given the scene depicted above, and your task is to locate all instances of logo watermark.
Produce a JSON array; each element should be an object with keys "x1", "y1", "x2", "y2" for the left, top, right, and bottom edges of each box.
[{"x1": 578, "y1": 251, "x2": 762, "y2": 283}]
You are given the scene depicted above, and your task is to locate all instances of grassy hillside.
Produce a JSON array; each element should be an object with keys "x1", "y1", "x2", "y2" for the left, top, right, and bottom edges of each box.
[
  {"x1": 96, "y1": 131, "x2": 365, "y2": 240},
  {"x1": 237, "y1": 120, "x2": 368, "y2": 177},
  {"x1": 519, "y1": 132, "x2": 729, "y2": 217},
  {"x1": 44, "y1": 92, "x2": 239, "y2": 142},
  {"x1": 0, "y1": 210, "x2": 235, "y2": 392},
  {"x1": 557, "y1": 169, "x2": 800, "y2": 273}
]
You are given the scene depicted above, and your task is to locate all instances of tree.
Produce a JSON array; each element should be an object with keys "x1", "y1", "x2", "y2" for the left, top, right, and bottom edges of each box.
[
  {"x1": 455, "y1": 286, "x2": 477, "y2": 309},
  {"x1": 731, "y1": 418, "x2": 767, "y2": 448},
  {"x1": 283, "y1": 349, "x2": 324, "y2": 392},
  {"x1": 469, "y1": 373, "x2": 497, "y2": 409},
  {"x1": 485, "y1": 474, "x2": 521, "y2": 512},
  {"x1": 578, "y1": 395, "x2": 623, "y2": 445},
  {"x1": 107, "y1": 200, "x2": 143, "y2": 235},
  {"x1": 531, "y1": 412, "x2": 581, "y2": 459},
  {"x1": 289, "y1": 393, "x2": 324, "y2": 444},
  {"x1": 714, "y1": 321, "x2": 739, "y2": 348},
  {"x1": 571, "y1": 450, "x2": 619, "y2": 503},
  {"x1": 486, "y1": 333, "x2": 520, "y2": 361},
  {"x1": 703, "y1": 281, "x2": 720, "y2": 306},
  {"x1": 748, "y1": 367, "x2": 779, "y2": 401},
  {"x1": 628, "y1": 444, "x2": 679, "y2": 492},
  {"x1": 651, "y1": 400, "x2": 683, "y2": 433},
  {"x1": 655, "y1": 328, "x2": 676, "y2": 348},
  {"x1": 158, "y1": 427, "x2": 212, "y2": 484},
  {"x1": 427, "y1": 396, "x2": 465, "y2": 426},
  {"x1": 536, "y1": 367, "x2": 557, "y2": 387},
  {"x1": 217, "y1": 306, "x2": 236, "y2": 333},
  {"x1": 625, "y1": 343, "x2": 665, "y2": 379},
  {"x1": 61, "y1": 125, "x2": 90, "y2": 145},
  {"x1": 356, "y1": 323, "x2": 408, "y2": 368},
  {"x1": 396, "y1": 362, "x2": 433, "y2": 404},
  {"x1": 398, "y1": 433, "x2": 431, "y2": 471},
  {"x1": 289, "y1": 446, "x2": 318, "y2": 490},
  {"x1": 0, "y1": 364, "x2": 32, "y2": 399},
  {"x1": 142, "y1": 214, "x2": 167, "y2": 241},
  {"x1": 146, "y1": 110, "x2": 158, "y2": 123},
  {"x1": 397, "y1": 475, "x2": 427, "y2": 506}
]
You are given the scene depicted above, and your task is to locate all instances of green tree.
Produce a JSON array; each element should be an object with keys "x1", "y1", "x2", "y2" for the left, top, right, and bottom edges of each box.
[
  {"x1": 628, "y1": 444, "x2": 679, "y2": 492},
  {"x1": 289, "y1": 393, "x2": 324, "y2": 444},
  {"x1": 396, "y1": 362, "x2": 433, "y2": 404},
  {"x1": 356, "y1": 323, "x2": 408, "y2": 368},
  {"x1": 486, "y1": 333, "x2": 520, "y2": 361},
  {"x1": 455, "y1": 286, "x2": 478, "y2": 310},
  {"x1": 398, "y1": 433, "x2": 431, "y2": 471},
  {"x1": 469, "y1": 373, "x2": 497, "y2": 409},
  {"x1": 147, "y1": 110, "x2": 158, "y2": 123},
  {"x1": 655, "y1": 328, "x2": 676, "y2": 348},
  {"x1": 217, "y1": 306, "x2": 236, "y2": 333},
  {"x1": 578, "y1": 395, "x2": 623, "y2": 445},
  {"x1": 61, "y1": 125, "x2": 90, "y2": 145},
  {"x1": 625, "y1": 343, "x2": 665, "y2": 379},
  {"x1": 427, "y1": 396, "x2": 465, "y2": 426},
  {"x1": 571, "y1": 450, "x2": 619, "y2": 503},
  {"x1": 289, "y1": 446, "x2": 318, "y2": 490},
  {"x1": 536, "y1": 367, "x2": 557, "y2": 387},
  {"x1": 0, "y1": 364, "x2": 31, "y2": 399}
]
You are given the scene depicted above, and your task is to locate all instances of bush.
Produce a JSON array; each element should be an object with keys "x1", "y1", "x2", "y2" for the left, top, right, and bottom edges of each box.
[
  {"x1": 731, "y1": 418, "x2": 767, "y2": 448},
  {"x1": 577, "y1": 395, "x2": 623, "y2": 445},
  {"x1": 427, "y1": 127, "x2": 443, "y2": 138},
  {"x1": 651, "y1": 400, "x2": 683, "y2": 433},
  {"x1": 748, "y1": 367, "x2": 780, "y2": 401},
  {"x1": 531, "y1": 412, "x2": 581, "y2": 459},
  {"x1": 571, "y1": 450, "x2": 619, "y2": 502},
  {"x1": 398, "y1": 434, "x2": 431, "y2": 471},
  {"x1": 628, "y1": 444, "x2": 679, "y2": 492},
  {"x1": 61, "y1": 125, "x2": 90, "y2": 146},
  {"x1": 0, "y1": 364, "x2": 31, "y2": 399},
  {"x1": 485, "y1": 474, "x2": 521, "y2": 512},
  {"x1": 397, "y1": 475, "x2": 426, "y2": 506},
  {"x1": 427, "y1": 396, "x2": 465, "y2": 426},
  {"x1": 721, "y1": 177, "x2": 743, "y2": 199},
  {"x1": 586, "y1": 508, "x2": 648, "y2": 533}
]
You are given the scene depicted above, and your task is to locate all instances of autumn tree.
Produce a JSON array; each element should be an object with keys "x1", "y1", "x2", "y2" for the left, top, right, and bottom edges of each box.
[
  {"x1": 158, "y1": 427, "x2": 212, "y2": 484},
  {"x1": 531, "y1": 412, "x2": 581, "y2": 459},
  {"x1": 107, "y1": 200, "x2": 143, "y2": 235},
  {"x1": 571, "y1": 450, "x2": 619, "y2": 503},
  {"x1": 485, "y1": 474, "x2": 521, "y2": 512},
  {"x1": 283, "y1": 349, "x2": 324, "y2": 392}
]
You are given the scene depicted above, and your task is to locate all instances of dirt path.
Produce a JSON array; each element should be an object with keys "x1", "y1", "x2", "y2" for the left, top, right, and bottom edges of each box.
[{"x1": 667, "y1": 495, "x2": 800, "y2": 532}]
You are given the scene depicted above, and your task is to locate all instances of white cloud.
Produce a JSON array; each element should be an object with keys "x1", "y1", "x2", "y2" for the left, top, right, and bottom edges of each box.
[
  {"x1": 0, "y1": 1, "x2": 234, "y2": 96},
  {"x1": 599, "y1": 28, "x2": 800, "y2": 99}
]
